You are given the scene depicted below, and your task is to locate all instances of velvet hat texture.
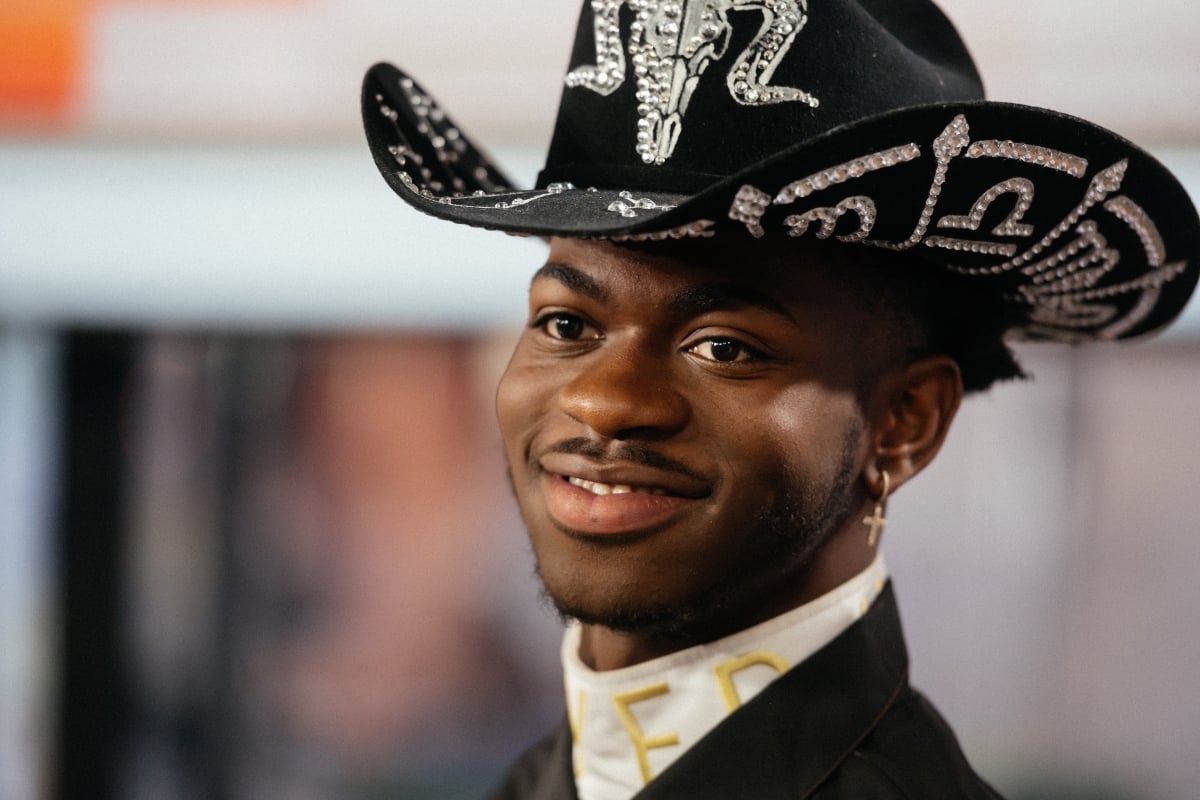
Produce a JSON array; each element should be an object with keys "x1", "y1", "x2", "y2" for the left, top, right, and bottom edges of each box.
[{"x1": 362, "y1": 0, "x2": 1198, "y2": 341}]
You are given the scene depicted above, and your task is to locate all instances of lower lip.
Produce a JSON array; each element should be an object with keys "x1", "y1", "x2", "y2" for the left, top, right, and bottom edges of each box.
[{"x1": 541, "y1": 474, "x2": 695, "y2": 536}]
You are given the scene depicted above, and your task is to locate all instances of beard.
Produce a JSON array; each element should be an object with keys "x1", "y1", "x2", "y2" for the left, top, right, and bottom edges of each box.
[{"x1": 526, "y1": 424, "x2": 863, "y2": 644}]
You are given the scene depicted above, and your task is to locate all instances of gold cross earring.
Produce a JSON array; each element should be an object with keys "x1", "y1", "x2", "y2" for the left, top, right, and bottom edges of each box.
[{"x1": 863, "y1": 470, "x2": 890, "y2": 548}]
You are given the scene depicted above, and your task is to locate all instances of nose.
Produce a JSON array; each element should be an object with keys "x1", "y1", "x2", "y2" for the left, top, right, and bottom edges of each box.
[{"x1": 557, "y1": 341, "x2": 690, "y2": 440}]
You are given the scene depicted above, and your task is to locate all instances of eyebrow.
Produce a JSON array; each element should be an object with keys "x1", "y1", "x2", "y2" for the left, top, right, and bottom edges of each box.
[
  {"x1": 531, "y1": 263, "x2": 795, "y2": 323},
  {"x1": 668, "y1": 283, "x2": 796, "y2": 323},
  {"x1": 531, "y1": 263, "x2": 609, "y2": 301}
]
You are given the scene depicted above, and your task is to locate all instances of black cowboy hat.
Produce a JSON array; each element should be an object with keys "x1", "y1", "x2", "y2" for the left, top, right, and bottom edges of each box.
[{"x1": 362, "y1": 0, "x2": 1198, "y2": 342}]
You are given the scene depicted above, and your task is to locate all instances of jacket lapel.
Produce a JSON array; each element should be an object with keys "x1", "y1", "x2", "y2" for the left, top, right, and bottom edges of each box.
[
  {"x1": 488, "y1": 718, "x2": 579, "y2": 800},
  {"x1": 632, "y1": 583, "x2": 909, "y2": 800}
]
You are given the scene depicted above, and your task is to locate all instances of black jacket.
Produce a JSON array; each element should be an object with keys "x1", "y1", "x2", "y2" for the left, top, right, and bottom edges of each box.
[{"x1": 489, "y1": 584, "x2": 1003, "y2": 799}]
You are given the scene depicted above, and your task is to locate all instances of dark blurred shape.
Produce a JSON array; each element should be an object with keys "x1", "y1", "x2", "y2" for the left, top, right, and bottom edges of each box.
[
  {"x1": 52, "y1": 331, "x2": 560, "y2": 800},
  {"x1": 55, "y1": 331, "x2": 137, "y2": 800}
]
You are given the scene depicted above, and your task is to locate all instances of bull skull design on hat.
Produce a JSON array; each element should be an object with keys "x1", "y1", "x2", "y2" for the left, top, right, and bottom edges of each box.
[{"x1": 566, "y1": 0, "x2": 818, "y2": 165}]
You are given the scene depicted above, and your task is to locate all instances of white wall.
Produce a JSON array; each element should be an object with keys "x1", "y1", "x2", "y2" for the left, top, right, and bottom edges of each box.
[{"x1": 76, "y1": 1, "x2": 1200, "y2": 147}]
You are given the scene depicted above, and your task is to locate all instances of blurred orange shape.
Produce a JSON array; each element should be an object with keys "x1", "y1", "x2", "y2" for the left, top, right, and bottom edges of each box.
[{"x1": 0, "y1": 0, "x2": 89, "y2": 127}]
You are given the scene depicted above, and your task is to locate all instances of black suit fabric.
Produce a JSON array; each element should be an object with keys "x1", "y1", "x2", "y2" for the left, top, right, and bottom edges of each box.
[{"x1": 489, "y1": 583, "x2": 1003, "y2": 799}]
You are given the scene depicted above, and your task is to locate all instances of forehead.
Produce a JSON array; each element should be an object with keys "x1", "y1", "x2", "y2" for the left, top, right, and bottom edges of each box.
[{"x1": 538, "y1": 236, "x2": 873, "y2": 317}]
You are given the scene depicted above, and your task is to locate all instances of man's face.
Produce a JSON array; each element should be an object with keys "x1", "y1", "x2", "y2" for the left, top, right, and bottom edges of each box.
[{"x1": 497, "y1": 236, "x2": 899, "y2": 643}]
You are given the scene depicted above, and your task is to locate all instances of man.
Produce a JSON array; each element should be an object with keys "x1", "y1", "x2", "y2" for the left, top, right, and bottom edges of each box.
[{"x1": 360, "y1": 1, "x2": 1199, "y2": 797}]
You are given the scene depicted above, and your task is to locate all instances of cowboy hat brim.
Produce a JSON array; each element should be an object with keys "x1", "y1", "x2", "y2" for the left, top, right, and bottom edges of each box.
[{"x1": 363, "y1": 62, "x2": 1199, "y2": 342}]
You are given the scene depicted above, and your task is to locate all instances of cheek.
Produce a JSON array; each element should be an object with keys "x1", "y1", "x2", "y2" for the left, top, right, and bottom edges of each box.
[
  {"x1": 496, "y1": 356, "x2": 555, "y2": 463},
  {"x1": 766, "y1": 387, "x2": 860, "y2": 437},
  {"x1": 495, "y1": 362, "x2": 528, "y2": 455},
  {"x1": 736, "y1": 385, "x2": 865, "y2": 479}
]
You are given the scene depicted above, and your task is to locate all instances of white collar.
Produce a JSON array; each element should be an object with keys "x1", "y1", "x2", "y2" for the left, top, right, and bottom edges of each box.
[{"x1": 561, "y1": 556, "x2": 888, "y2": 800}]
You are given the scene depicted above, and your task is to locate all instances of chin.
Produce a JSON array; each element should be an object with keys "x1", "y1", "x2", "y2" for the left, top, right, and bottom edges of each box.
[{"x1": 536, "y1": 562, "x2": 738, "y2": 643}]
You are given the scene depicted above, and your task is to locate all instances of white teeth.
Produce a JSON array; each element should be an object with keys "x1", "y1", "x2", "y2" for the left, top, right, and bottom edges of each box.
[{"x1": 567, "y1": 477, "x2": 666, "y2": 496}]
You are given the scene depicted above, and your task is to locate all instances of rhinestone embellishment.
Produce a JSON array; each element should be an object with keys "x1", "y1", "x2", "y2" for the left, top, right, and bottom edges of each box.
[
  {"x1": 728, "y1": 184, "x2": 773, "y2": 238},
  {"x1": 378, "y1": 64, "x2": 1188, "y2": 343},
  {"x1": 784, "y1": 196, "x2": 876, "y2": 241},
  {"x1": 608, "y1": 219, "x2": 717, "y2": 240},
  {"x1": 774, "y1": 144, "x2": 922, "y2": 204},
  {"x1": 967, "y1": 140, "x2": 1088, "y2": 178},
  {"x1": 567, "y1": 0, "x2": 817, "y2": 165},
  {"x1": 1104, "y1": 195, "x2": 1166, "y2": 267},
  {"x1": 607, "y1": 190, "x2": 678, "y2": 217},
  {"x1": 435, "y1": 180, "x2": 578, "y2": 210},
  {"x1": 937, "y1": 178, "x2": 1036, "y2": 238},
  {"x1": 375, "y1": 77, "x2": 509, "y2": 197},
  {"x1": 714, "y1": 114, "x2": 1188, "y2": 341},
  {"x1": 871, "y1": 115, "x2": 971, "y2": 252}
]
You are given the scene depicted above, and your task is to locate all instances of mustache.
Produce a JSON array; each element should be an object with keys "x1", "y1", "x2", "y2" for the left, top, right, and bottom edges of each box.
[{"x1": 542, "y1": 437, "x2": 709, "y2": 484}]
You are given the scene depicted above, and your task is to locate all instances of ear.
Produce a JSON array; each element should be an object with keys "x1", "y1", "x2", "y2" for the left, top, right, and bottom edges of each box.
[{"x1": 863, "y1": 355, "x2": 963, "y2": 496}]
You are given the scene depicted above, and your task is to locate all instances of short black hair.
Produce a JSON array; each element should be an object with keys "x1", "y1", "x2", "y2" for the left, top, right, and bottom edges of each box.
[
  {"x1": 903, "y1": 265, "x2": 1029, "y2": 395},
  {"x1": 805, "y1": 240, "x2": 1029, "y2": 395}
]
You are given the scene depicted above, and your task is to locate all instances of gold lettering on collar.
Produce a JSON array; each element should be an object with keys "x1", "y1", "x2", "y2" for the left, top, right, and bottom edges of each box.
[
  {"x1": 612, "y1": 683, "x2": 680, "y2": 784},
  {"x1": 713, "y1": 651, "x2": 792, "y2": 712},
  {"x1": 567, "y1": 688, "x2": 588, "y2": 777}
]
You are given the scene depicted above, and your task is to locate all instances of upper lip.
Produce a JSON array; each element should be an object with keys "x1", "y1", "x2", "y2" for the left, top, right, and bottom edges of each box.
[{"x1": 539, "y1": 452, "x2": 712, "y2": 499}]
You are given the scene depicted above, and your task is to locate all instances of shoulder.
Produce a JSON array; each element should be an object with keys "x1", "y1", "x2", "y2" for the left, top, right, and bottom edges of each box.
[
  {"x1": 812, "y1": 687, "x2": 1005, "y2": 800},
  {"x1": 487, "y1": 720, "x2": 576, "y2": 800}
]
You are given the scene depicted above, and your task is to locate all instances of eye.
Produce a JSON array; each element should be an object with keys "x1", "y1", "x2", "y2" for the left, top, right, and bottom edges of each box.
[
  {"x1": 536, "y1": 313, "x2": 596, "y2": 341},
  {"x1": 687, "y1": 337, "x2": 755, "y2": 363}
]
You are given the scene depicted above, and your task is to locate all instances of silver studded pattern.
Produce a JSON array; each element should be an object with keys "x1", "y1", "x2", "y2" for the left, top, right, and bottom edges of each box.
[
  {"x1": 1098, "y1": 286, "x2": 1162, "y2": 339},
  {"x1": 1001, "y1": 188, "x2": 1186, "y2": 341},
  {"x1": 784, "y1": 196, "x2": 876, "y2": 241},
  {"x1": 608, "y1": 219, "x2": 717, "y2": 240},
  {"x1": 872, "y1": 115, "x2": 971, "y2": 252},
  {"x1": 937, "y1": 178, "x2": 1035, "y2": 237},
  {"x1": 728, "y1": 184, "x2": 773, "y2": 237},
  {"x1": 435, "y1": 181, "x2": 577, "y2": 210},
  {"x1": 606, "y1": 190, "x2": 679, "y2": 217},
  {"x1": 726, "y1": 1, "x2": 817, "y2": 110},
  {"x1": 1006, "y1": 160, "x2": 1128, "y2": 269},
  {"x1": 1021, "y1": 221, "x2": 1113, "y2": 284},
  {"x1": 564, "y1": 1, "x2": 627, "y2": 96},
  {"x1": 1011, "y1": 221, "x2": 1127, "y2": 337},
  {"x1": 375, "y1": 76, "x2": 508, "y2": 197},
  {"x1": 715, "y1": 116, "x2": 1186, "y2": 341},
  {"x1": 567, "y1": 0, "x2": 817, "y2": 165},
  {"x1": 947, "y1": 160, "x2": 1129, "y2": 277},
  {"x1": 398, "y1": 79, "x2": 463, "y2": 193},
  {"x1": 967, "y1": 140, "x2": 1088, "y2": 178},
  {"x1": 1025, "y1": 299, "x2": 1120, "y2": 334},
  {"x1": 1008, "y1": 189, "x2": 1189, "y2": 340},
  {"x1": 1104, "y1": 195, "x2": 1166, "y2": 267},
  {"x1": 923, "y1": 236, "x2": 1017, "y2": 257},
  {"x1": 380, "y1": 95, "x2": 1187, "y2": 342},
  {"x1": 1062, "y1": 259, "x2": 1187, "y2": 303},
  {"x1": 774, "y1": 144, "x2": 921, "y2": 204}
]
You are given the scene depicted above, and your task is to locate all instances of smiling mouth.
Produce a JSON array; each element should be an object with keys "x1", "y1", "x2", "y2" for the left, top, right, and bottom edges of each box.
[
  {"x1": 539, "y1": 467, "x2": 703, "y2": 537},
  {"x1": 566, "y1": 476, "x2": 669, "y2": 497}
]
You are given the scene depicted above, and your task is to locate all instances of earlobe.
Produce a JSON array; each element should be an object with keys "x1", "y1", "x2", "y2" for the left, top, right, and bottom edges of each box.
[{"x1": 865, "y1": 356, "x2": 963, "y2": 494}]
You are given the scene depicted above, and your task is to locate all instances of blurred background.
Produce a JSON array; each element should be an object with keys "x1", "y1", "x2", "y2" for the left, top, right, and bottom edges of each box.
[{"x1": 1, "y1": 1, "x2": 1198, "y2": 798}]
